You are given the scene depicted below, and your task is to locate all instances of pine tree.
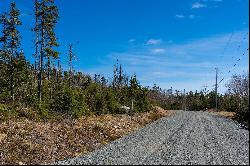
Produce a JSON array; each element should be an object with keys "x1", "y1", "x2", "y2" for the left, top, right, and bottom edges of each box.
[
  {"x1": 129, "y1": 74, "x2": 139, "y2": 112},
  {"x1": 112, "y1": 59, "x2": 119, "y2": 89},
  {"x1": 101, "y1": 76, "x2": 107, "y2": 87},
  {"x1": 8, "y1": 2, "x2": 22, "y2": 101},
  {"x1": 0, "y1": 13, "x2": 9, "y2": 62},
  {"x1": 0, "y1": 3, "x2": 22, "y2": 101},
  {"x1": 112, "y1": 59, "x2": 128, "y2": 89},
  {"x1": 13, "y1": 50, "x2": 32, "y2": 102},
  {"x1": 34, "y1": 0, "x2": 59, "y2": 102},
  {"x1": 118, "y1": 64, "x2": 123, "y2": 88},
  {"x1": 33, "y1": 0, "x2": 39, "y2": 84},
  {"x1": 68, "y1": 44, "x2": 73, "y2": 87},
  {"x1": 0, "y1": 13, "x2": 9, "y2": 102}
]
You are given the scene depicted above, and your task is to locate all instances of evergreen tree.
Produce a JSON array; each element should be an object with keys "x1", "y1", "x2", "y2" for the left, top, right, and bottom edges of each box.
[
  {"x1": 118, "y1": 64, "x2": 123, "y2": 88},
  {"x1": 68, "y1": 44, "x2": 73, "y2": 87},
  {"x1": 0, "y1": 3, "x2": 22, "y2": 101},
  {"x1": 101, "y1": 76, "x2": 107, "y2": 87},
  {"x1": 129, "y1": 74, "x2": 139, "y2": 111},
  {"x1": 112, "y1": 59, "x2": 128, "y2": 89},
  {"x1": 34, "y1": 0, "x2": 59, "y2": 102},
  {"x1": 0, "y1": 13, "x2": 9, "y2": 62},
  {"x1": 0, "y1": 13, "x2": 9, "y2": 102},
  {"x1": 13, "y1": 50, "x2": 33, "y2": 104},
  {"x1": 112, "y1": 59, "x2": 119, "y2": 89}
]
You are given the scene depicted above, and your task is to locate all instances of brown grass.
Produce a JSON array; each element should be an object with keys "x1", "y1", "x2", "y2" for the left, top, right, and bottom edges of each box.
[
  {"x1": 0, "y1": 106, "x2": 172, "y2": 165},
  {"x1": 206, "y1": 109, "x2": 236, "y2": 119},
  {"x1": 212, "y1": 111, "x2": 236, "y2": 119}
]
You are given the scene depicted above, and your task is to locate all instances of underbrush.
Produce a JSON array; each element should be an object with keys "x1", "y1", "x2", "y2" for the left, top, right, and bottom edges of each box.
[
  {"x1": 0, "y1": 106, "x2": 171, "y2": 165},
  {"x1": 0, "y1": 103, "x2": 64, "y2": 122}
]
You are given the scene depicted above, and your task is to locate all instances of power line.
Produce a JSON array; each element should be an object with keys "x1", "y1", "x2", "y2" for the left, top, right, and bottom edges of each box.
[
  {"x1": 200, "y1": 32, "x2": 237, "y2": 93},
  {"x1": 219, "y1": 32, "x2": 234, "y2": 58},
  {"x1": 218, "y1": 47, "x2": 249, "y2": 85},
  {"x1": 216, "y1": 31, "x2": 249, "y2": 88},
  {"x1": 204, "y1": 32, "x2": 249, "y2": 95}
]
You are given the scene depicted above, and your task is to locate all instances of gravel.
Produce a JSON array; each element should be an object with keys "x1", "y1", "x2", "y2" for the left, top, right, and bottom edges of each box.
[{"x1": 54, "y1": 110, "x2": 249, "y2": 165}]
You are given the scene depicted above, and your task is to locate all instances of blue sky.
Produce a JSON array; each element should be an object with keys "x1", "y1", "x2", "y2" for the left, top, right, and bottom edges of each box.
[{"x1": 1, "y1": 0, "x2": 249, "y2": 93}]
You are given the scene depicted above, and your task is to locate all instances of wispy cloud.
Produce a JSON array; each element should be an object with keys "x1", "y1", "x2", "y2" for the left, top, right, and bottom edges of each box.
[
  {"x1": 175, "y1": 14, "x2": 185, "y2": 18},
  {"x1": 175, "y1": 14, "x2": 197, "y2": 19},
  {"x1": 85, "y1": 29, "x2": 249, "y2": 93},
  {"x1": 201, "y1": 0, "x2": 223, "y2": 8},
  {"x1": 191, "y1": 2, "x2": 206, "y2": 9},
  {"x1": 128, "y1": 39, "x2": 136, "y2": 43},
  {"x1": 188, "y1": 14, "x2": 195, "y2": 19},
  {"x1": 151, "y1": 48, "x2": 166, "y2": 54},
  {"x1": 146, "y1": 39, "x2": 162, "y2": 45}
]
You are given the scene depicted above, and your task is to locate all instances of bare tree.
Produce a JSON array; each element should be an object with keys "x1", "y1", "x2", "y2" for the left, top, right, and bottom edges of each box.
[{"x1": 226, "y1": 73, "x2": 249, "y2": 99}]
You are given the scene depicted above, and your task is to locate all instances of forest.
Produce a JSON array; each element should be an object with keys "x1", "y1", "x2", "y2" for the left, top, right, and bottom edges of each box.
[{"x1": 0, "y1": 1, "x2": 249, "y2": 128}]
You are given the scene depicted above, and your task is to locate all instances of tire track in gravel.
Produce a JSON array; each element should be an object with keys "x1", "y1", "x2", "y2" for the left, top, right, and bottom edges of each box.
[
  {"x1": 201, "y1": 113, "x2": 230, "y2": 165},
  {"x1": 143, "y1": 111, "x2": 207, "y2": 165},
  {"x1": 201, "y1": 113, "x2": 249, "y2": 165},
  {"x1": 139, "y1": 114, "x2": 192, "y2": 165},
  {"x1": 54, "y1": 111, "x2": 249, "y2": 165}
]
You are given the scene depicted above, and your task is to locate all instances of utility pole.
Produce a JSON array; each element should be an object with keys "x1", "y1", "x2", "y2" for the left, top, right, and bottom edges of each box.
[
  {"x1": 183, "y1": 89, "x2": 186, "y2": 111},
  {"x1": 215, "y1": 67, "x2": 218, "y2": 111}
]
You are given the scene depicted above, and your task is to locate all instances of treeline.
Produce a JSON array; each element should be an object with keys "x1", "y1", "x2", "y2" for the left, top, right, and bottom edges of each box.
[
  {"x1": 149, "y1": 86, "x2": 218, "y2": 111},
  {"x1": 0, "y1": 1, "x2": 151, "y2": 120},
  {"x1": 149, "y1": 73, "x2": 249, "y2": 128}
]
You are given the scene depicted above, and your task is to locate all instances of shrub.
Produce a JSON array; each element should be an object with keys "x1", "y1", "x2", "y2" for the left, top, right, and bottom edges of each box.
[
  {"x1": 50, "y1": 86, "x2": 74, "y2": 114},
  {"x1": 221, "y1": 95, "x2": 238, "y2": 112},
  {"x1": 37, "y1": 103, "x2": 52, "y2": 121},
  {"x1": 105, "y1": 89, "x2": 120, "y2": 114},
  {"x1": 17, "y1": 107, "x2": 39, "y2": 121},
  {"x1": 0, "y1": 103, "x2": 9, "y2": 121},
  {"x1": 235, "y1": 97, "x2": 249, "y2": 129},
  {"x1": 71, "y1": 89, "x2": 90, "y2": 118}
]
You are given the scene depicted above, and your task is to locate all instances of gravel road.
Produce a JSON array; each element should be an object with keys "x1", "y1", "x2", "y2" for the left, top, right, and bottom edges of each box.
[{"x1": 55, "y1": 110, "x2": 249, "y2": 165}]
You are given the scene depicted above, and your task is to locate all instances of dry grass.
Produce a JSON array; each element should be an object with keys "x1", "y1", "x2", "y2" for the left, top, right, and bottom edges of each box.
[
  {"x1": 206, "y1": 109, "x2": 236, "y2": 119},
  {"x1": 0, "y1": 106, "x2": 172, "y2": 165},
  {"x1": 212, "y1": 111, "x2": 236, "y2": 119}
]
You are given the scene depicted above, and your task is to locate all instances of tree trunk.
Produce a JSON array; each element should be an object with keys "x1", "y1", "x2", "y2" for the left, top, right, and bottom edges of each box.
[{"x1": 38, "y1": 4, "x2": 44, "y2": 102}]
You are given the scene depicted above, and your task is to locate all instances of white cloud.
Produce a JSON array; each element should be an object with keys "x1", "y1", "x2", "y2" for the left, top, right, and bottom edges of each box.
[
  {"x1": 107, "y1": 30, "x2": 249, "y2": 69},
  {"x1": 85, "y1": 29, "x2": 249, "y2": 93},
  {"x1": 146, "y1": 39, "x2": 162, "y2": 45},
  {"x1": 151, "y1": 48, "x2": 166, "y2": 54},
  {"x1": 201, "y1": 0, "x2": 223, "y2": 8},
  {"x1": 128, "y1": 39, "x2": 136, "y2": 43},
  {"x1": 191, "y1": 2, "x2": 206, "y2": 9},
  {"x1": 175, "y1": 14, "x2": 197, "y2": 19},
  {"x1": 175, "y1": 14, "x2": 185, "y2": 18}
]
